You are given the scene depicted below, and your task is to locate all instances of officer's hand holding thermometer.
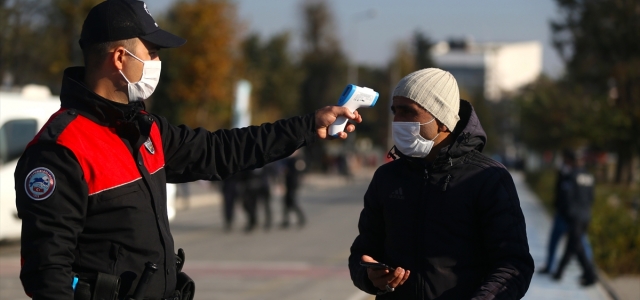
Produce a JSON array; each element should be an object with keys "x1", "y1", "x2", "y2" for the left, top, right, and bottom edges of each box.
[{"x1": 328, "y1": 84, "x2": 379, "y2": 137}]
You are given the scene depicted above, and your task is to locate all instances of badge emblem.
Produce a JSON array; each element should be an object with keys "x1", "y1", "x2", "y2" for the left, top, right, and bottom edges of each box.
[
  {"x1": 139, "y1": 1, "x2": 158, "y2": 27},
  {"x1": 25, "y1": 167, "x2": 56, "y2": 201},
  {"x1": 144, "y1": 137, "x2": 155, "y2": 154},
  {"x1": 142, "y1": 2, "x2": 151, "y2": 15}
]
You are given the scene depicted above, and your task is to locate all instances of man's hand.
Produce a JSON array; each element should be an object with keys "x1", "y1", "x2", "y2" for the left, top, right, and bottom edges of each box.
[
  {"x1": 361, "y1": 255, "x2": 410, "y2": 292},
  {"x1": 315, "y1": 106, "x2": 362, "y2": 139}
]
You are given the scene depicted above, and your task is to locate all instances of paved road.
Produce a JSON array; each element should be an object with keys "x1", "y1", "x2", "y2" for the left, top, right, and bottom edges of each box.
[
  {"x1": 169, "y1": 171, "x2": 373, "y2": 300},
  {"x1": 0, "y1": 169, "x2": 614, "y2": 300}
]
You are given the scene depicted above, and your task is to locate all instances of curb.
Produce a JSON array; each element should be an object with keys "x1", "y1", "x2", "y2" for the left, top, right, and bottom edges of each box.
[{"x1": 596, "y1": 269, "x2": 621, "y2": 300}]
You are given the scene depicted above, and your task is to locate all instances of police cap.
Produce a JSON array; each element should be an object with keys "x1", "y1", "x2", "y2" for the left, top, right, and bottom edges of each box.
[{"x1": 79, "y1": 0, "x2": 186, "y2": 49}]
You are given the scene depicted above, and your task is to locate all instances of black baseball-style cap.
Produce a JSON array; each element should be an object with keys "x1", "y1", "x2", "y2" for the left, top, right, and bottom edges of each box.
[{"x1": 79, "y1": 0, "x2": 186, "y2": 49}]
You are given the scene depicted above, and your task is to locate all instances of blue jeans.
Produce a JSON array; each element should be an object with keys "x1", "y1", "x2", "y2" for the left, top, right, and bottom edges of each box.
[{"x1": 544, "y1": 214, "x2": 593, "y2": 271}]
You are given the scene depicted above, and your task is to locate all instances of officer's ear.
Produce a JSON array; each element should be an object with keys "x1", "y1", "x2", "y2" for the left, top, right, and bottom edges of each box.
[{"x1": 112, "y1": 46, "x2": 127, "y2": 72}]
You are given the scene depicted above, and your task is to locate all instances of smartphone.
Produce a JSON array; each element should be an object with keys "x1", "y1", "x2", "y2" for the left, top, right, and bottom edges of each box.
[{"x1": 360, "y1": 261, "x2": 395, "y2": 271}]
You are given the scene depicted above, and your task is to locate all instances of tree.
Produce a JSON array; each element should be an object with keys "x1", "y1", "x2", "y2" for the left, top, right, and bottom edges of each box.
[
  {"x1": 551, "y1": 0, "x2": 640, "y2": 184},
  {"x1": 413, "y1": 31, "x2": 435, "y2": 70},
  {"x1": 152, "y1": 0, "x2": 241, "y2": 130},
  {"x1": 240, "y1": 32, "x2": 304, "y2": 124},
  {"x1": 299, "y1": 0, "x2": 346, "y2": 113},
  {"x1": 517, "y1": 77, "x2": 597, "y2": 150},
  {"x1": 1, "y1": 0, "x2": 99, "y2": 93},
  {"x1": 298, "y1": 0, "x2": 347, "y2": 170}
]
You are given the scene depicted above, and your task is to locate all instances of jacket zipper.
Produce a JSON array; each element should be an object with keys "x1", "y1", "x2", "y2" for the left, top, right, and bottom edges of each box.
[{"x1": 442, "y1": 174, "x2": 451, "y2": 191}]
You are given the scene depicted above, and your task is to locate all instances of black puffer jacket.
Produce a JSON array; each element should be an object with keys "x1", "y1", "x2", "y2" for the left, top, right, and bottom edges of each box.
[{"x1": 349, "y1": 100, "x2": 534, "y2": 300}]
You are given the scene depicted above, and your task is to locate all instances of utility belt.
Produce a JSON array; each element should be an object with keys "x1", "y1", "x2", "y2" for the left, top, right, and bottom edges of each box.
[{"x1": 74, "y1": 249, "x2": 194, "y2": 300}]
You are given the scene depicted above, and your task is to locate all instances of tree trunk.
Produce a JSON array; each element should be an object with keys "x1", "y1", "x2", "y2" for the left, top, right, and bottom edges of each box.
[{"x1": 614, "y1": 149, "x2": 632, "y2": 185}]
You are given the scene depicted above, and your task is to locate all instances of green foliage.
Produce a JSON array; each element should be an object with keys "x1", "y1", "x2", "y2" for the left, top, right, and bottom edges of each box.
[
  {"x1": 297, "y1": 0, "x2": 347, "y2": 170},
  {"x1": 514, "y1": 77, "x2": 613, "y2": 151},
  {"x1": 152, "y1": 0, "x2": 240, "y2": 130},
  {"x1": 240, "y1": 32, "x2": 304, "y2": 123},
  {"x1": 299, "y1": 0, "x2": 346, "y2": 113},
  {"x1": 355, "y1": 66, "x2": 393, "y2": 146},
  {"x1": 523, "y1": 168, "x2": 556, "y2": 212},
  {"x1": 551, "y1": 0, "x2": 640, "y2": 183},
  {"x1": 0, "y1": 0, "x2": 100, "y2": 93},
  {"x1": 525, "y1": 169, "x2": 640, "y2": 275},
  {"x1": 589, "y1": 184, "x2": 640, "y2": 276},
  {"x1": 413, "y1": 31, "x2": 435, "y2": 70}
]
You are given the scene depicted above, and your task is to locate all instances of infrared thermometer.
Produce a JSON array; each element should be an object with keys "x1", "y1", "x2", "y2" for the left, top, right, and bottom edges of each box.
[{"x1": 328, "y1": 84, "x2": 379, "y2": 137}]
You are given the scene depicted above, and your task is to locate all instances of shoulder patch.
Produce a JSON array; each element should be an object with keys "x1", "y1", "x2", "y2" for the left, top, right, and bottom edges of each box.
[{"x1": 24, "y1": 167, "x2": 56, "y2": 201}]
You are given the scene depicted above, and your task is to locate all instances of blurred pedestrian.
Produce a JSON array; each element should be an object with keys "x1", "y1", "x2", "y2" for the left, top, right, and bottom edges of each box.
[
  {"x1": 337, "y1": 153, "x2": 354, "y2": 181},
  {"x1": 539, "y1": 150, "x2": 594, "y2": 274},
  {"x1": 176, "y1": 182, "x2": 191, "y2": 210},
  {"x1": 241, "y1": 166, "x2": 274, "y2": 232},
  {"x1": 221, "y1": 174, "x2": 240, "y2": 231},
  {"x1": 280, "y1": 150, "x2": 306, "y2": 228},
  {"x1": 552, "y1": 150, "x2": 598, "y2": 286},
  {"x1": 348, "y1": 68, "x2": 533, "y2": 299}
]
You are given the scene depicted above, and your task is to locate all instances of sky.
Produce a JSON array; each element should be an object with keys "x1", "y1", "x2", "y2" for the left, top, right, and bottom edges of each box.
[{"x1": 150, "y1": 0, "x2": 564, "y2": 77}]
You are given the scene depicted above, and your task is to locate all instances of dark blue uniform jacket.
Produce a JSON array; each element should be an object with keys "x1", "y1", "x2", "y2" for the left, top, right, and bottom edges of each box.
[{"x1": 16, "y1": 67, "x2": 316, "y2": 299}]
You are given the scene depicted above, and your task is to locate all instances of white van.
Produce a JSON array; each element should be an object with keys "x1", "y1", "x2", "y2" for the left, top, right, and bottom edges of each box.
[{"x1": 0, "y1": 86, "x2": 176, "y2": 241}]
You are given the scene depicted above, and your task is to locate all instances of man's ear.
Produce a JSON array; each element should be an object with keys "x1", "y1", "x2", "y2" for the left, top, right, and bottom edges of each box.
[
  {"x1": 437, "y1": 120, "x2": 450, "y2": 133},
  {"x1": 112, "y1": 46, "x2": 127, "y2": 71}
]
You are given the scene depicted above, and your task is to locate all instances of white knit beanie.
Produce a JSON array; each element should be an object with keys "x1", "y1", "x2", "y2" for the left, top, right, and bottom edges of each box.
[{"x1": 392, "y1": 68, "x2": 460, "y2": 131}]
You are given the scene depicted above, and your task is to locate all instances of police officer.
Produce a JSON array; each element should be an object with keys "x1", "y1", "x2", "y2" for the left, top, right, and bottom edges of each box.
[
  {"x1": 15, "y1": 0, "x2": 362, "y2": 299},
  {"x1": 552, "y1": 150, "x2": 598, "y2": 286}
]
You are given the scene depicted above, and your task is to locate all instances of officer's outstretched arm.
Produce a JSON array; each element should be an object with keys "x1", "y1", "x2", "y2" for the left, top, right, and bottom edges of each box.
[{"x1": 155, "y1": 113, "x2": 317, "y2": 183}]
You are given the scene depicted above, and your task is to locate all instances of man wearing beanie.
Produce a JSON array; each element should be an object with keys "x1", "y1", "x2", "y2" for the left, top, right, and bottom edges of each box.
[
  {"x1": 349, "y1": 68, "x2": 534, "y2": 299},
  {"x1": 15, "y1": 0, "x2": 363, "y2": 299}
]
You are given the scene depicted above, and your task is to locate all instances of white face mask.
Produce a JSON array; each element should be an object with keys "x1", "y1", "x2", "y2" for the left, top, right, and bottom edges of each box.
[
  {"x1": 119, "y1": 49, "x2": 161, "y2": 102},
  {"x1": 392, "y1": 118, "x2": 440, "y2": 158}
]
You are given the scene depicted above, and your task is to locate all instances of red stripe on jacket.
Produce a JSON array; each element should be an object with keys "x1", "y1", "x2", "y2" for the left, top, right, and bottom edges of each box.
[{"x1": 55, "y1": 114, "x2": 165, "y2": 195}]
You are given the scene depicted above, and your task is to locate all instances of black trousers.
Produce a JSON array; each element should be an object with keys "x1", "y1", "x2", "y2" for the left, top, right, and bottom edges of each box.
[
  {"x1": 242, "y1": 187, "x2": 272, "y2": 231},
  {"x1": 554, "y1": 219, "x2": 596, "y2": 280},
  {"x1": 281, "y1": 186, "x2": 305, "y2": 226}
]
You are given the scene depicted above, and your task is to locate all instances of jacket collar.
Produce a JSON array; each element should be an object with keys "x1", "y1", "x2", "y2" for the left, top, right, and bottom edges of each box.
[{"x1": 60, "y1": 67, "x2": 145, "y2": 126}]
